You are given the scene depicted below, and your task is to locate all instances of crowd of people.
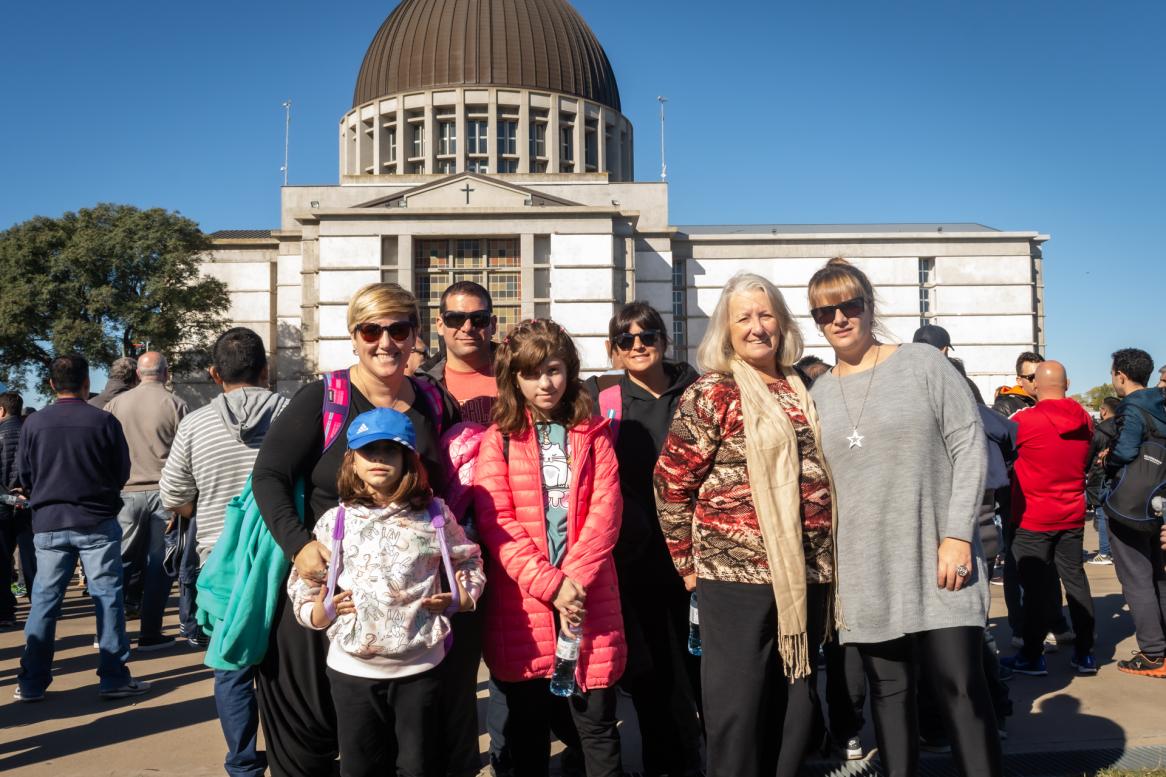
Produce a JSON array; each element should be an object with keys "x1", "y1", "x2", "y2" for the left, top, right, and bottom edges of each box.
[{"x1": 3, "y1": 261, "x2": 1165, "y2": 777}]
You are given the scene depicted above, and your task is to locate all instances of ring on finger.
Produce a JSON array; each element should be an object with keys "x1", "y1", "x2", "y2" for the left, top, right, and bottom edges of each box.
[{"x1": 955, "y1": 564, "x2": 970, "y2": 578}]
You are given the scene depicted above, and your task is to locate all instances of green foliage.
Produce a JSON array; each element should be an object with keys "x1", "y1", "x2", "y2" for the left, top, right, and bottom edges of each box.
[
  {"x1": 1073, "y1": 383, "x2": 1118, "y2": 411},
  {"x1": 0, "y1": 203, "x2": 229, "y2": 391}
]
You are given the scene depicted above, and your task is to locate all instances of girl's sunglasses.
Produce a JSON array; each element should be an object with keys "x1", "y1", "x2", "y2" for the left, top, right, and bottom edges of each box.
[
  {"x1": 809, "y1": 297, "x2": 866, "y2": 326},
  {"x1": 441, "y1": 310, "x2": 492, "y2": 330},
  {"x1": 613, "y1": 330, "x2": 662, "y2": 351},
  {"x1": 353, "y1": 321, "x2": 414, "y2": 343}
]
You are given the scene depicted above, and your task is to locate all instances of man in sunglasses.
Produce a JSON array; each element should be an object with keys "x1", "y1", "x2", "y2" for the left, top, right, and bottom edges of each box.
[
  {"x1": 419, "y1": 281, "x2": 499, "y2": 426},
  {"x1": 991, "y1": 351, "x2": 1074, "y2": 655},
  {"x1": 993, "y1": 351, "x2": 1044, "y2": 419}
]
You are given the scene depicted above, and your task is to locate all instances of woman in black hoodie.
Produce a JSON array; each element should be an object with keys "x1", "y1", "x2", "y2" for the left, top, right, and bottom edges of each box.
[{"x1": 585, "y1": 302, "x2": 702, "y2": 777}]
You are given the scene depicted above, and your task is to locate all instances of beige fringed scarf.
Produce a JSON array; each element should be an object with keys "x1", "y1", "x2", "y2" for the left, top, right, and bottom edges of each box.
[{"x1": 730, "y1": 356, "x2": 831, "y2": 680}]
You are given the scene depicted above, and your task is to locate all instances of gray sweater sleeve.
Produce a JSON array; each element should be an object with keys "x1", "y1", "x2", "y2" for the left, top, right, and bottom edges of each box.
[{"x1": 922, "y1": 350, "x2": 987, "y2": 542}]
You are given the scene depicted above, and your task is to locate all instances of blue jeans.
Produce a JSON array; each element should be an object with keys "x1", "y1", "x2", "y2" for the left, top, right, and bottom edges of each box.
[
  {"x1": 19, "y1": 517, "x2": 132, "y2": 694},
  {"x1": 117, "y1": 491, "x2": 174, "y2": 638},
  {"x1": 1096, "y1": 507, "x2": 1112, "y2": 556},
  {"x1": 214, "y1": 667, "x2": 266, "y2": 777},
  {"x1": 176, "y1": 517, "x2": 200, "y2": 637}
]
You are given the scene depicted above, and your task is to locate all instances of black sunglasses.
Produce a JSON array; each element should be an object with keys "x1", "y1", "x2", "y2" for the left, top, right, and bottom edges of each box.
[
  {"x1": 441, "y1": 310, "x2": 492, "y2": 330},
  {"x1": 1018, "y1": 373, "x2": 1036, "y2": 382},
  {"x1": 354, "y1": 321, "x2": 414, "y2": 344},
  {"x1": 613, "y1": 330, "x2": 662, "y2": 351},
  {"x1": 809, "y1": 297, "x2": 866, "y2": 326}
]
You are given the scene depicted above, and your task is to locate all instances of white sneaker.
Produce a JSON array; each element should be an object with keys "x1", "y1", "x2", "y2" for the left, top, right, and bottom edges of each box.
[{"x1": 1087, "y1": 553, "x2": 1114, "y2": 566}]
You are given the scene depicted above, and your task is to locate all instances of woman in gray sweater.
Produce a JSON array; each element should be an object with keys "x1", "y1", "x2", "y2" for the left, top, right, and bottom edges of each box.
[{"x1": 806, "y1": 258, "x2": 1001, "y2": 777}]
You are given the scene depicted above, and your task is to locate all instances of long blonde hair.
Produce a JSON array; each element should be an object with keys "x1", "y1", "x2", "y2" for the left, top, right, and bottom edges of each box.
[{"x1": 697, "y1": 272, "x2": 804, "y2": 374}]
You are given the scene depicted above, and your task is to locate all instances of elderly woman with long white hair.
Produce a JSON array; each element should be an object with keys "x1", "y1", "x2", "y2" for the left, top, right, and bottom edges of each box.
[{"x1": 654, "y1": 272, "x2": 835, "y2": 777}]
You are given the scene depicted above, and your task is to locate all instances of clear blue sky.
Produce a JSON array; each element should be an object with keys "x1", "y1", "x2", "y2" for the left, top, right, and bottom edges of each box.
[{"x1": 2, "y1": 0, "x2": 1162, "y2": 395}]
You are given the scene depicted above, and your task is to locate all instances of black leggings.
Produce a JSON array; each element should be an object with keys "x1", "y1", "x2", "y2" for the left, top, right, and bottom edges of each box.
[{"x1": 856, "y1": 627, "x2": 1002, "y2": 777}]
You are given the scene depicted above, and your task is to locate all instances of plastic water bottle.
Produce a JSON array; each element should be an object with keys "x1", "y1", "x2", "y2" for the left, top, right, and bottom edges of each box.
[
  {"x1": 549, "y1": 625, "x2": 582, "y2": 697},
  {"x1": 687, "y1": 592, "x2": 702, "y2": 656}
]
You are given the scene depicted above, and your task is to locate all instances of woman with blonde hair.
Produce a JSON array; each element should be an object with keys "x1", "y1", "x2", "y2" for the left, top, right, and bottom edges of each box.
[
  {"x1": 806, "y1": 258, "x2": 1000, "y2": 777},
  {"x1": 251, "y1": 283, "x2": 467, "y2": 777},
  {"x1": 654, "y1": 272, "x2": 834, "y2": 777}
]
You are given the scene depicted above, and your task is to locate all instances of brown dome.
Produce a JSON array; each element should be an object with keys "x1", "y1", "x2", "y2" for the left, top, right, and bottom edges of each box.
[{"x1": 353, "y1": 0, "x2": 621, "y2": 111}]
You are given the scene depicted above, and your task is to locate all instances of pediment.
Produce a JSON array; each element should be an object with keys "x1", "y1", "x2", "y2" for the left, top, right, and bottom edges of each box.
[{"x1": 353, "y1": 173, "x2": 580, "y2": 210}]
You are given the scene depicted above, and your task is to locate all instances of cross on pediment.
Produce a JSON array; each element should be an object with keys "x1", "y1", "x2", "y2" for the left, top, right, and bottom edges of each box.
[{"x1": 461, "y1": 183, "x2": 475, "y2": 204}]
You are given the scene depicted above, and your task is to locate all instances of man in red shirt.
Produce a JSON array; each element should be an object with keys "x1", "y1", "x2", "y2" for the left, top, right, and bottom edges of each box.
[
  {"x1": 1002, "y1": 361, "x2": 1097, "y2": 676},
  {"x1": 420, "y1": 281, "x2": 498, "y2": 425}
]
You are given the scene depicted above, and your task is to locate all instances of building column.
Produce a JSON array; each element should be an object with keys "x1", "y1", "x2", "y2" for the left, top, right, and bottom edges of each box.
[{"x1": 521, "y1": 233, "x2": 536, "y2": 319}]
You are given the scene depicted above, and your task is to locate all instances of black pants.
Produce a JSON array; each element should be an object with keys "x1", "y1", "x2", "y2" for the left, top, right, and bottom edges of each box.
[
  {"x1": 0, "y1": 511, "x2": 36, "y2": 619},
  {"x1": 493, "y1": 678, "x2": 621, "y2": 777},
  {"x1": 327, "y1": 666, "x2": 442, "y2": 777},
  {"x1": 437, "y1": 609, "x2": 486, "y2": 776},
  {"x1": 1002, "y1": 515, "x2": 1069, "y2": 636},
  {"x1": 1109, "y1": 519, "x2": 1166, "y2": 657},
  {"x1": 699, "y1": 579, "x2": 826, "y2": 777},
  {"x1": 256, "y1": 594, "x2": 340, "y2": 777},
  {"x1": 618, "y1": 573, "x2": 703, "y2": 776},
  {"x1": 857, "y1": 627, "x2": 1002, "y2": 777},
  {"x1": 823, "y1": 635, "x2": 866, "y2": 741},
  {"x1": 1012, "y1": 526, "x2": 1094, "y2": 660}
]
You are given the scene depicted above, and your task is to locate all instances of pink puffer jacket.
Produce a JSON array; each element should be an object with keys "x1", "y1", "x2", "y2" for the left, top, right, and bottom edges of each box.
[{"x1": 473, "y1": 416, "x2": 626, "y2": 690}]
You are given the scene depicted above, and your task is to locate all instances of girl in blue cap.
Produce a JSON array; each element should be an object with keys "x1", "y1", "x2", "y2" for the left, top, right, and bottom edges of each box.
[{"x1": 287, "y1": 407, "x2": 486, "y2": 777}]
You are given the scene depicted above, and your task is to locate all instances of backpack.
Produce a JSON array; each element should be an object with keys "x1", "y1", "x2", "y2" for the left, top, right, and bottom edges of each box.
[
  {"x1": 197, "y1": 369, "x2": 444, "y2": 669},
  {"x1": 1103, "y1": 406, "x2": 1166, "y2": 531}
]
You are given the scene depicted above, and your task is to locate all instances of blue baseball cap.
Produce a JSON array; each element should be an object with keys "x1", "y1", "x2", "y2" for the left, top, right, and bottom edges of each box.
[{"x1": 346, "y1": 408, "x2": 416, "y2": 452}]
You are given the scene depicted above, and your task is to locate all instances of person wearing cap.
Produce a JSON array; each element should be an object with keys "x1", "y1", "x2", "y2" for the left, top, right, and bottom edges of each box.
[
  {"x1": 912, "y1": 325, "x2": 984, "y2": 405},
  {"x1": 288, "y1": 407, "x2": 485, "y2": 776},
  {"x1": 251, "y1": 283, "x2": 461, "y2": 777}
]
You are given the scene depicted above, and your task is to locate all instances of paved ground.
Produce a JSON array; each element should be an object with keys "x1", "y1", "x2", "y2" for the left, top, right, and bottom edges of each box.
[{"x1": 1, "y1": 524, "x2": 1162, "y2": 776}]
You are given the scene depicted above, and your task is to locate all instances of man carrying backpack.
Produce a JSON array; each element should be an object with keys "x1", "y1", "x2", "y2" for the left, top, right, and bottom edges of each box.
[{"x1": 1104, "y1": 348, "x2": 1166, "y2": 678}]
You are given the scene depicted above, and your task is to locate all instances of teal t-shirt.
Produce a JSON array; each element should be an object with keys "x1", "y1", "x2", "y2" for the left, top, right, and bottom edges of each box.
[{"x1": 537, "y1": 423, "x2": 571, "y2": 566}]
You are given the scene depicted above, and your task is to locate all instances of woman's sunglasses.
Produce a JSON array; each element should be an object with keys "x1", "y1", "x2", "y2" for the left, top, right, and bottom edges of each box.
[
  {"x1": 613, "y1": 330, "x2": 662, "y2": 351},
  {"x1": 809, "y1": 297, "x2": 866, "y2": 326},
  {"x1": 353, "y1": 321, "x2": 414, "y2": 343},
  {"x1": 441, "y1": 310, "x2": 492, "y2": 330}
]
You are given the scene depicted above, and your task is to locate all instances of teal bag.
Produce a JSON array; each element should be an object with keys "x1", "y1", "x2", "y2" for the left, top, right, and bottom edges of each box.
[{"x1": 196, "y1": 476, "x2": 305, "y2": 671}]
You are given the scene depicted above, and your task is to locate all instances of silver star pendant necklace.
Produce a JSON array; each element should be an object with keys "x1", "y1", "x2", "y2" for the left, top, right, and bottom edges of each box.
[{"x1": 837, "y1": 344, "x2": 883, "y2": 450}]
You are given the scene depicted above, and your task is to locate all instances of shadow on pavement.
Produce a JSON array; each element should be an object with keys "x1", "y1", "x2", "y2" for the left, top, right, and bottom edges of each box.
[{"x1": 0, "y1": 663, "x2": 218, "y2": 768}]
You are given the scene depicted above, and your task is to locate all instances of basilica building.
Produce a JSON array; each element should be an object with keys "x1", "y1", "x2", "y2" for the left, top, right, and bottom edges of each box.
[{"x1": 203, "y1": 0, "x2": 1047, "y2": 401}]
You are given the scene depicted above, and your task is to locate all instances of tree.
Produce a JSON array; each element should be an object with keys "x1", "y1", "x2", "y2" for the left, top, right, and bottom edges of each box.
[
  {"x1": 0, "y1": 204, "x2": 230, "y2": 391},
  {"x1": 1073, "y1": 383, "x2": 1116, "y2": 411}
]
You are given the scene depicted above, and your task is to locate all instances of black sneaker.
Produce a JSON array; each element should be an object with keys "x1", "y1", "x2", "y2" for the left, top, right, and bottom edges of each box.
[
  {"x1": 919, "y1": 734, "x2": 952, "y2": 754},
  {"x1": 188, "y1": 631, "x2": 210, "y2": 649},
  {"x1": 99, "y1": 678, "x2": 151, "y2": 699},
  {"x1": 136, "y1": 634, "x2": 177, "y2": 652}
]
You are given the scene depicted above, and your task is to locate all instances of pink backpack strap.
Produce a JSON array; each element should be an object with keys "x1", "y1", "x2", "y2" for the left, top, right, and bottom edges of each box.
[
  {"x1": 322, "y1": 505, "x2": 347, "y2": 621},
  {"x1": 411, "y1": 377, "x2": 445, "y2": 437},
  {"x1": 598, "y1": 383, "x2": 622, "y2": 439},
  {"x1": 322, "y1": 369, "x2": 351, "y2": 453}
]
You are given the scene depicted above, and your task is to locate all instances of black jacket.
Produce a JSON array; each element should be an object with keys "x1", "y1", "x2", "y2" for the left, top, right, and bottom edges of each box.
[
  {"x1": 584, "y1": 361, "x2": 700, "y2": 580},
  {"x1": 992, "y1": 386, "x2": 1035, "y2": 418},
  {"x1": 1086, "y1": 417, "x2": 1118, "y2": 508},
  {"x1": 0, "y1": 415, "x2": 21, "y2": 521},
  {"x1": 88, "y1": 378, "x2": 135, "y2": 410}
]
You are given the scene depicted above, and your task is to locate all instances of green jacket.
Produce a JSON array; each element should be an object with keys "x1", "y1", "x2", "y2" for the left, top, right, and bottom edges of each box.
[{"x1": 196, "y1": 475, "x2": 304, "y2": 671}]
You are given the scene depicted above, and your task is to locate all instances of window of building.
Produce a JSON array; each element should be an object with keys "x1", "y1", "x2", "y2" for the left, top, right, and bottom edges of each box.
[
  {"x1": 497, "y1": 116, "x2": 518, "y2": 156},
  {"x1": 671, "y1": 257, "x2": 687, "y2": 358},
  {"x1": 408, "y1": 112, "x2": 425, "y2": 161},
  {"x1": 559, "y1": 114, "x2": 575, "y2": 171},
  {"x1": 918, "y1": 257, "x2": 935, "y2": 327},
  {"x1": 467, "y1": 117, "x2": 488, "y2": 155},
  {"x1": 466, "y1": 158, "x2": 488, "y2": 174},
  {"x1": 382, "y1": 124, "x2": 397, "y2": 166},
  {"x1": 435, "y1": 159, "x2": 456, "y2": 174},
  {"x1": 437, "y1": 122, "x2": 456, "y2": 157},
  {"x1": 529, "y1": 110, "x2": 549, "y2": 173},
  {"x1": 584, "y1": 118, "x2": 598, "y2": 173},
  {"x1": 414, "y1": 238, "x2": 522, "y2": 353}
]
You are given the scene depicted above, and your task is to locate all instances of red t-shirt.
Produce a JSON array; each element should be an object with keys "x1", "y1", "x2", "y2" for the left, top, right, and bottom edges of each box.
[
  {"x1": 445, "y1": 365, "x2": 498, "y2": 425},
  {"x1": 1012, "y1": 398, "x2": 1094, "y2": 531}
]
